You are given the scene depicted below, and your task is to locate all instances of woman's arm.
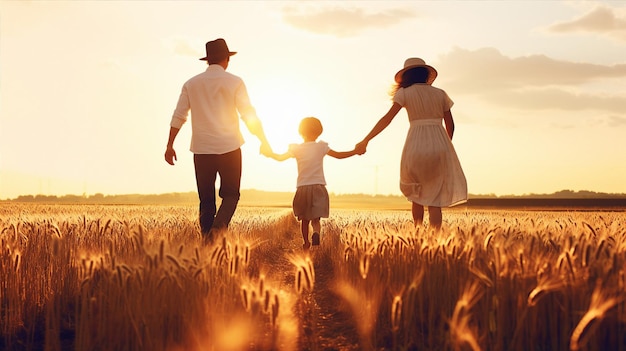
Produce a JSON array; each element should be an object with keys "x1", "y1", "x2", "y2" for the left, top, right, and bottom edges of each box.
[
  {"x1": 443, "y1": 110, "x2": 455, "y2": 140},
  {"x1": 355, "y1": 103, "x2": 402, "y2": 154}
]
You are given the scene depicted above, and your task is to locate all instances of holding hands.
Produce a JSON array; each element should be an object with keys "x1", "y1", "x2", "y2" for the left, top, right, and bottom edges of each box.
[
  {"x1": 259, "y1": 116, "x2": 369, "y2": 162},
  {"x1": 259, "y1": 141, "x2": 273, "y2": 158},
  {"x1": 354, "y1": 140, "x2": 368, "y2": 155},
  {"x1": 260, "y1": 142, "x2": 289, "y2": 161}
]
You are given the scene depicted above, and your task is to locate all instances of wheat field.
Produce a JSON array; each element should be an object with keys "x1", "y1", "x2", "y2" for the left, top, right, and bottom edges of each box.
[{"x1": 0, "y1": 203, "x2": 625, "y2": 350}]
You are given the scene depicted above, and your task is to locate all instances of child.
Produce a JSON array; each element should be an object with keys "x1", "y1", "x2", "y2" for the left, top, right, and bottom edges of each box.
[{"x1": 265, "y1": 117, "x2": 357, "y2": 249}]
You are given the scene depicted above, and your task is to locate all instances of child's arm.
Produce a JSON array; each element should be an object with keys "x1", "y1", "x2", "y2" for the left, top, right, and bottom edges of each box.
[
  {"x1": 328, "y1": 149, "x2": 358, "y2": 159},
  {"x1": 267, "y1": 151, "x2": 292, "y2": 161}
]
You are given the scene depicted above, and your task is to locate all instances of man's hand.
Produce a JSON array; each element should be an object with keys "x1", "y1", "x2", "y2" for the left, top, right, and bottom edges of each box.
[
  {"x1": 165, "y1": 147, "x2": 177, "y2": 165},
  {"x1": 260, "y1": 142, "x2": 273, "y2": 157}
]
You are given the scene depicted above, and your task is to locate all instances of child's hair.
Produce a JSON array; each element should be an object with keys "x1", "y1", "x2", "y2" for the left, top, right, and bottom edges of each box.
[
  {"x1": 390, "y1": 67, "x2": 430, "y2": 95},
  {"x1": 299, "y1": 117, "x2": 323, "y2": 140}
]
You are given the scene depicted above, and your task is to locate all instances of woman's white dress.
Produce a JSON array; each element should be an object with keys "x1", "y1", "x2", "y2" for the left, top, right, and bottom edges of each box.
[{"x1": 393, "y1": 84, "x2": 467, "y2": 207}]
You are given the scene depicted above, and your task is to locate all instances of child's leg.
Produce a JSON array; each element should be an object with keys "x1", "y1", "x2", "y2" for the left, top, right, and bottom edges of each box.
[
  {"x1": 311, "y1": 218, "x2": 321, "y2": 245},
  {"x1": 412, "y1": 202, "x2": 424, "y2": 226},
  {"x1": 311, "y1": 218, "x2": 321, "y2": 234},
  {"x1": 301, "y1": 219, "x2": 311, "y2": 248},
  {"x1": 428, "y1": 206, "x2": 442, "y2": 229}
]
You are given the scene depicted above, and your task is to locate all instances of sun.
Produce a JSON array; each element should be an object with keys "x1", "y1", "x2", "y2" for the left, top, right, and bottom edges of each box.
[
  {"x1": 250, "y1": 77, "x2": 320, "y2": 153},
  {"x1": 258, "y1": 110, "x2": 302, "y2": 154}
]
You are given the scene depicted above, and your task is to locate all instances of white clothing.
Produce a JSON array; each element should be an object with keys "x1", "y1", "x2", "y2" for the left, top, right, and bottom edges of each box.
[
  {"x1": 394, "y1": 83, "x2": 453, "y2": 121},
  {"x1": 288, "y1": 141, "x2": 330, "y2": 187},
  {"x1": 393, "y1": 84, "x2": 468, "y2": 207},
  {"x1": 170, "y1": 65, "x2": 259, "y2": 154}
]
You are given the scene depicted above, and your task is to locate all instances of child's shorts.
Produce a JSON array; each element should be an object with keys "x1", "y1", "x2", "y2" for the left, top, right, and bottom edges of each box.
[{"x1": 292, "y1": 184, "x2": 330, "y2": 221}]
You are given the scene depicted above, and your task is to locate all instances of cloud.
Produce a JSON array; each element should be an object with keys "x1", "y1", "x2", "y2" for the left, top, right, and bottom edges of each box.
[
  {"x1": 173, "y1": 40, "x2": 200, "y2": 58},
  {"x1": 606, "y1": 115, "x2": 626, "y2": 127},
  {"x1": 436, "y1": 47, "x2": 626, "y2": 114},
  {"x1": 162, "y1": 37, "x2": 201, "y2": 58},
  {"x1": 489, "y1": 87, "x2": 626, "y2": 112},
  {"x1": 281, "y1": 5, "x2": 415, "y2": 37},
  {"x1": 547, "y1": 6, "x2": 626, "y2": 41}
]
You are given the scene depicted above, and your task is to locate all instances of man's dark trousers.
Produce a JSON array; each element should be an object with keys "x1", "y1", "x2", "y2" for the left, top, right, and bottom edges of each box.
[{"x1": 194, "y1": 149, "x2": 241, "y2": 238}]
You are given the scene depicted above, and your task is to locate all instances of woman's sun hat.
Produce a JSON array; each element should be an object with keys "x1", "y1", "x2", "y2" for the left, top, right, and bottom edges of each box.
[{"x1": 394, "y1": 57, "x2": 438, "y2": 85}]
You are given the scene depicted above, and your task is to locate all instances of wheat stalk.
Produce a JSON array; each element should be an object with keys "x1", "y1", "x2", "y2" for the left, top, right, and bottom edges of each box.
[{"x1": 570, "y1": 283, "x2": 619, "y2": 351}]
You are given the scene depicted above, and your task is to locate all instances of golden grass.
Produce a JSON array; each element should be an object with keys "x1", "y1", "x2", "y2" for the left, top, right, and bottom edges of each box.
[{"x1": 1, "y1": 204, "x2": 625, "y2": 350}]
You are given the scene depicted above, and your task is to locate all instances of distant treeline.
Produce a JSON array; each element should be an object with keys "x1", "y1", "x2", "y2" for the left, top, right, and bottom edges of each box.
[
  {"x1": 466, "y1": 198, "x2": 626, "y2": 209},
  {"x1": 466, "y1": 189, "x2": 626, "y2": 209},
  {"x1": 2, "y1": 189, "x2": 626, "y2": 209}
]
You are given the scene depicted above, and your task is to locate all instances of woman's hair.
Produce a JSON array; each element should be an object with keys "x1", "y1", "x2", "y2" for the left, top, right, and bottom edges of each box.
[
  {"x1": 299, "y1": 117, "x2": 323, "y2": 139},
  {"x1": 390, "y1": 67, "x2": 430, "y2": 96}
]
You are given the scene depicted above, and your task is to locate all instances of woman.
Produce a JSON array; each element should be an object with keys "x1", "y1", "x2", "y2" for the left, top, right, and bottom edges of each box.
[{"x1": 355, "y1": 58, "x2": 467, "y2": 229}]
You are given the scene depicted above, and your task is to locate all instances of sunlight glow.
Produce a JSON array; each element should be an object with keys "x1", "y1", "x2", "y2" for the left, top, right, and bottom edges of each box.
[
  {"x1": 252, "y1": 76, "x2": 322, "y2": 152},
  {"x1": 1, "y1": 1, "x2": 625, "y2": 198}
]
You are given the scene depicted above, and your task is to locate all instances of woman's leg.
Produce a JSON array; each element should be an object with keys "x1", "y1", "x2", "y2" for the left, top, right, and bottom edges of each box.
[
  {"x1": 429, "y1": 206, "x2": 442, "y2": 229},
  {"x1": 412, "y1": 202, "x2": 424, "y2": 226}
]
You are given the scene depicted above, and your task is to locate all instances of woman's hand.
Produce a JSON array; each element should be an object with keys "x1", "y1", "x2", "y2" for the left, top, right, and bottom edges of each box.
[{"x1": 355, "y1": 141, "x2": 368, "y2": 155}]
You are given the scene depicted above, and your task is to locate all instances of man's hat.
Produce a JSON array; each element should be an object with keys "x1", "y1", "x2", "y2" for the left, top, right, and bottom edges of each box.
[{"x1": 199, "y1": 38, "x2": 237, "y2": 61}]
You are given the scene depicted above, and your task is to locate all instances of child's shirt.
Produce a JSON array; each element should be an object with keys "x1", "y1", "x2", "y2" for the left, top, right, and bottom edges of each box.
[{"x1": 288, "y1": 141, "x2": 330, "y2": 187}]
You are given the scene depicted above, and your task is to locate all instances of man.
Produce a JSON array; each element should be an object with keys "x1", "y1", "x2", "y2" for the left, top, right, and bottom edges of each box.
[{"x1": 165, "y1": 38, "x2": 272, "y2": 241}]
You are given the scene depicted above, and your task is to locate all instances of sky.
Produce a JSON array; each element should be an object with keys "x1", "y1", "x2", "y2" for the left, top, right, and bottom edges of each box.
[{"x1": 1, "y1": 0, "x2": 625, "y2": 200}]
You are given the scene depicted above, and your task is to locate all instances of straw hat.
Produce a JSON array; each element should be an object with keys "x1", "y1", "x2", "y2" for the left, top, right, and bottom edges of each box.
[
  {"x1": 199, "y1": 38, "x2": 237, "y2": 61},
  {"x1": 394, "y1": 58, "x2": 438, "y2": 85}
]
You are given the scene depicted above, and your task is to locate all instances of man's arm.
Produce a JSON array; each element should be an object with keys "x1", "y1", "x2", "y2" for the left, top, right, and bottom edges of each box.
[
  {"x1": 235, "y1": 81, "x2": 274, "y2": 155},
  {"x1": 165, "y1": 127, "x2": 180, "y2": 165},
  {"x1": 244, "y1": 117, "x2": 273, "y2": 155}
]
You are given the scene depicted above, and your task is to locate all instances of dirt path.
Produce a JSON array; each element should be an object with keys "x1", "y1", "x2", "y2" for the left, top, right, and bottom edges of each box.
[
  {"x1": 305, "y1": 251, "x2": 360, "y2": 351},
  {"x1": 261, "y1": 222, "x2": 360, "y2": 351}
]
